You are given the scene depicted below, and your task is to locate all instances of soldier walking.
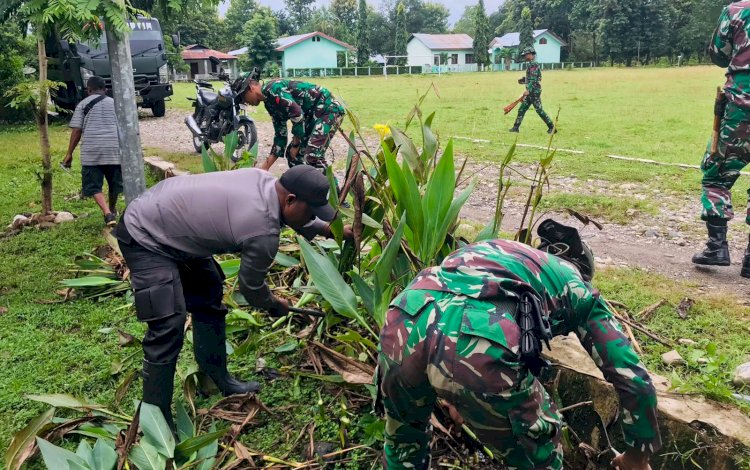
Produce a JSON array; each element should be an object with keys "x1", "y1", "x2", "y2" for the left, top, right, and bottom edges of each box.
[
  {"x1": 693, "y1": 1, "x2": 750, "y2": 278},
  {"x1": 510, "y1": 47, "x2": 556, "y2": 134},
  {"x1": 377, "y1": 220, "x2": 661, "y2": 470},
  {"x1": 239, "y1": 78, "x2": 345, "y2": 172}
]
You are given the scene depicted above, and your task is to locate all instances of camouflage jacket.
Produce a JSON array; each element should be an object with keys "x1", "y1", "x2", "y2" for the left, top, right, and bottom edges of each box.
[
  {"x1": 262, "y1": 79, "x2": 340, "y2": 157},
  {"x1": 389, "y1": 239, "x2": 662, "y2": 453},
  {"x1": 711, "y1": 2, "x2": 750, "y2": 108},
  {"x1": 525, "y1": 61, "x2": 542, "y2": 94}
]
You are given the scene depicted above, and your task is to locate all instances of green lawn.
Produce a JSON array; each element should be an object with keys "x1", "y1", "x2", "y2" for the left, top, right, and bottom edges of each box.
[{"x1": 171, "y1": 67, "x2": 724, "y2": 195}]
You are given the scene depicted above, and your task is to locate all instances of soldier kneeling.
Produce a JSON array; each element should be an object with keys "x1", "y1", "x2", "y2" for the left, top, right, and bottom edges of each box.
[{"x1": 377, "y1": 220, "x2": 661, "y2": 470}]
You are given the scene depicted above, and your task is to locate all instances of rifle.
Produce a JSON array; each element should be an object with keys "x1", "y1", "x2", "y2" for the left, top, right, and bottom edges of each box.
[
  {"x1": 711, "y1": 86, "x2": 726, "y2": 155},
  {"x1": 503, "y1": 93, "x2": 525, "y2": 115}
]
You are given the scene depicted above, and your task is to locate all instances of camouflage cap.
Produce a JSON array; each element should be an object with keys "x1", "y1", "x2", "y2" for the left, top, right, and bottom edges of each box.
[{"x1": 521, "y1": 46, "x2": 536, "y2": 56}]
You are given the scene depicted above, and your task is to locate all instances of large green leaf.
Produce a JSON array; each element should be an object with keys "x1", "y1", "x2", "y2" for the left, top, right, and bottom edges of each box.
[
  {"x1": 219, "y1": 259, "x2": 240, "y2": 278},
  {"x1": 351, "y1": 273, "x2": 374, "y2": 318},
  {"x1": 297, "y1": 237, "x2": 358, "y2": 318},
  {"x1": 76, "y1": 440, "x2": 94, "y2": 468},
  {"x1": 383, "y1": 145, "x2": 422, "y2": 248},
  {"x1": 139, "y1": 402, "x2": 175, "y2": 459},
  {"x1": 175, "y1": 401, "x2": 194, "y2": 444},
  {"x1": 297, "y1": 237, "x2": 375, "y2": 337},
  {"x1": 274, "y1": 252, "x2": 300, "y2": 267},
  {"x1": 175, "y1": 427, "x2": 227, "y2": 459},
  {"x1": 196, "y1": 427, "x2": 220, "y2": 470},
  {"x1": 326, "y1": 167, "x2": 343, "y2": 246},
  {"x1": 390, "y1": 126, "x2": 421, "y2": 177},
  {"x1": 421, "y1": 111, "x2": 438, "y2": 166},
  {"x1": 374, "y1": 213, "x2": 406, "y2": 291},
  {"x1": 91, "y1": 439, "x2": 117, "y2": 470},
  {"x1": 128, "y1": 441, "x2": 165, "y2": 470},
  {"x1": 26, "y1": 394, "x2": 104, "y2": 411},
  {"x1": 422, "y1": 139, "x2": 456, "y2": 259},
  {"x1": 36, "y1": 437, "x2": 88, "y2": 469},
  {"x1": 5, "y1": 408, "x2": 55, "y2": 470},
  {"x1": 59, "y1": 277, "x2": 120, "y2": 288},
  {"x1": 435, "y1": 182, "x2": 476, "y2": 254},
  {"x1": 200, "y1": 144, "x2": 218, "y2": 173}
]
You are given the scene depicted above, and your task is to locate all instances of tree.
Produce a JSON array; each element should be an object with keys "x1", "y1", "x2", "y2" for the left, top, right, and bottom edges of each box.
[
  {"x1": 0, "y1": 20, "x2": 34, "y2": 122},
  {"x1": 367, "y1": 6, "x2": 390, "y2": 55},
  {"x1": 394, "y1": 1, "x2": 407, "y2": 64},
  {"x1": 285, "y1": 0, "x2": 316, "y2": 32},
  {"x1": 474, "y1": 0, "x2": 491, "y2": 67},
  {"x1": 356, "y1": 0, "x2": 369, "y2": 65},
  {"x1": 518, "y1": 6, "x2": 534, "y2": 53},
  {"x1": 332, "y1": 0, "x2": 358, "y2": 31},
  {"x1": 224, "y1": 0, "x2": 256, "y2": 48},
  {"x1": 242, "y1": 6, "x2": 278, "y2": 72},
  {"x1": 452, "y1": 5, "x2": 478, "y2": 34},
  {"x1": 164, "y1": 3, "x2": 224, "y2": 49}
]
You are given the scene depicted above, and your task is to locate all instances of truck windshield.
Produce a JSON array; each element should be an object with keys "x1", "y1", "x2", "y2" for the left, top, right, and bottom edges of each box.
[{"x1": 78, "y1": 19, "x2": 162, "y2": 55}]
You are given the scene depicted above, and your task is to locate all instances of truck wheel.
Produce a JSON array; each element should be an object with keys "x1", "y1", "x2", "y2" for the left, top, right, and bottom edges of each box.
[{"x1": 152, "y1": 99, "x2": 166, "y2": 117}]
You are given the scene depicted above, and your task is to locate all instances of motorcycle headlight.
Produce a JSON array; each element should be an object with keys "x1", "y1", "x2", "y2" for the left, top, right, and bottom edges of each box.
[
  {"x1": 79, "y1": 67, "x2": 94, "y2": 82},
  {"x1": 158, "y1": 64, "x2": 169, "y2": 84}
]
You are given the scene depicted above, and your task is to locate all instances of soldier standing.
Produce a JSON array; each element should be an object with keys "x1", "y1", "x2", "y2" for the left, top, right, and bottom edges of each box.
[
  {"x1": 693, "y1": 1, "x2": 750, "y2": 278},
  {"x1": 510, "y1": 47, "x2": 556, "y2": 134},
  {"x1": 378, "y1": 220, "x2": 661, "y2": 470},
  {"x1": 240, "y1": 78, "x2": 345, "y2": 172}
]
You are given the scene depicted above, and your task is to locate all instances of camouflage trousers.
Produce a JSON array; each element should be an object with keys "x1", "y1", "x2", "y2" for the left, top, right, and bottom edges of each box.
[
  {"x1": 701, "y1": 101, "x2": 750, "y2": 224},
  {"x1": 287, "y1": 102, "x2": 345, "y2": 170},
  {"x1": 377, "y1": 291, "x2": 563, "y2": 470},
  {"x1": 514, "y1": 93, "x2": 554, "y2": 129}
]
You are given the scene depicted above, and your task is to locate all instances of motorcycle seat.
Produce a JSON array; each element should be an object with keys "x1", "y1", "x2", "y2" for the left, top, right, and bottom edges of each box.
[
  {"x1": 194, "y1": 80, "x2": 213, "y2": 88},
  {"x1": 199, "y1": 89, "x2": 218, "y2": 105}
]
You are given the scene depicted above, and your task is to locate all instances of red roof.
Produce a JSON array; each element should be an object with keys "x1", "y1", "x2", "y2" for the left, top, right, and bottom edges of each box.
[
  {"x1": 275, "y1": 32, "x2": 355, "y2": 52},
  {"x1": 181, "y1": 44, "x2": 236, "y2": 61}
]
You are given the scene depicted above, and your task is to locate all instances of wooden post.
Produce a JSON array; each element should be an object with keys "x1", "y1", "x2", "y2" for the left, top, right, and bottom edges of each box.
[{"x1": 106, "y1": 25, "x2": 146, "y2": 203}]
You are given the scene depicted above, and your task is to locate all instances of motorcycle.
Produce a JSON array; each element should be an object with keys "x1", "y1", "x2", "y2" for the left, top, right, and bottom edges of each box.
[{"x1": 184, "y1": 58, "x2": 258, "y2": 162}]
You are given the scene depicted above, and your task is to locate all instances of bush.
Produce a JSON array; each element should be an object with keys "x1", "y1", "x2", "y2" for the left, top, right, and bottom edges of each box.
[{"x1": 0, "y1": 21, "x2": 36, "y2": 123}]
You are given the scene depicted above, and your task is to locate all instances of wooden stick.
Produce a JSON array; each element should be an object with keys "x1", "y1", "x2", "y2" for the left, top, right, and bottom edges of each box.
[
  {"x1": 613, "y1": 314, "x2": 673, "y2": 348},
  {"x1": 559, "y1": 401, "x2": 594, "y2": 413},
  {"x1": 606, "y1": 301, "x2": 642, "y2": 354},
  {"x1": 636, "y1": 299, "x2": 667, "y2": 322}
]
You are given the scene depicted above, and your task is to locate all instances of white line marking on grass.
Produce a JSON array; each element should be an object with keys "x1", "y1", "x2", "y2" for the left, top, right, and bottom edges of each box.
[
  {"x1": 452, "y1": 136, "x2": 585, "y2": 154},
  {"x1": 606, "y1": 154, "x2": 750, "y2": 175}
]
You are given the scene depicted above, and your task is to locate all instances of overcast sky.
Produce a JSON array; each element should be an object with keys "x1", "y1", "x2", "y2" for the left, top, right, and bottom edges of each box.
[{"x1": 219, "y1": 0, "x2": 504, "y2": 25}]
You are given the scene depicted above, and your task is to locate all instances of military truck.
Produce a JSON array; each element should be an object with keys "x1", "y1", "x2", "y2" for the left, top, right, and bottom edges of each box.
[{"x1": 46, "y1": 17, "x2": 177, "y2": 117}]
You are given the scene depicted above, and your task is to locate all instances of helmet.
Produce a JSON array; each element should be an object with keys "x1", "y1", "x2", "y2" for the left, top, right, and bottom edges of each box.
[
  {"x1": 521, "y1": 46, "x2": 536, "y2": 56},
  {"x1": 536, "y1": 219, "x2": 595, "y2": 281}
]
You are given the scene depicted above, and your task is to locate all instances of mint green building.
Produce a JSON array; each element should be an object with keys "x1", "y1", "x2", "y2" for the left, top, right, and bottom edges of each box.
[
  {"x1": 490, "y1": 29, "x2": 566, "y2": 71},
  {"x1": 229, "y1": 32, "x2": 355, "y2": 77}
]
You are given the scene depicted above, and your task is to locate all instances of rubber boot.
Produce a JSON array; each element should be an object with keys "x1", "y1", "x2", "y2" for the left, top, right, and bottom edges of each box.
[
  {"x1": 192, "y1": 313, "x2": 260, "y2": 395},
  {"x1": 741, "y1": 235, "x2": 750, "y2": 278},
  {"x1": 509, "y1": 126, "x2": 520, "y2": 133},
  {"x1": 142, "y1": 360, "x2": 177, "y2": 431},
  {"x1": 547, "y1": 125, "x2": 557, "y2": 134},
  {"x1": 692, "y1": 221, "x2": 730, "y2": 266}
]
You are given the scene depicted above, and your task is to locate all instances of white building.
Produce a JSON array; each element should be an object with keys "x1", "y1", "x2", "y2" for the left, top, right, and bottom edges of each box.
[{"x1": 406, "y1": 34, "x2": 477, "y2": 72}]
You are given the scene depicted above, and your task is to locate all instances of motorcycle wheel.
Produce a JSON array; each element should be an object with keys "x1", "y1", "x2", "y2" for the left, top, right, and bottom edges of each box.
[
  {"x1": 234, "y1": 122, "x2": 258, "y2": 162},
  {"x1": 192, "y1": 108, "x2": 209, "y2": 154}
]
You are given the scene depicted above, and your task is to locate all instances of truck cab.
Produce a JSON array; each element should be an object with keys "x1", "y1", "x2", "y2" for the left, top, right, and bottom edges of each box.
[{"x1": 47, "y1": 17, "x2": 174, "y2": 117}]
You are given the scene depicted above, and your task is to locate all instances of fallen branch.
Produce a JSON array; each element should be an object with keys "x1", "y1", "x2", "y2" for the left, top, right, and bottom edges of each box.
[
  {"x1": 636, "y1": 299, "x2": 667, "y2": 322},
  {"x1": 559, "y1": 401, "x2": 594, "y2": 413},
  {"x1": 613, "y1": 314, "x2": 674, "y2": 348},
  {"x1": 606, "y1": 301, "x2": 642, "y2": 355}
]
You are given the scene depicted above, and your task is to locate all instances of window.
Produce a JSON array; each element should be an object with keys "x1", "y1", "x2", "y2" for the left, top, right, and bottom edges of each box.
[
  {"x1": 451, "y1": 53, "x2": 458, "y2": 64},
  {"x1": 539, "y1": 37, "x2": 548, "y2": 45},
  {"x1": 311, "y1": 36, "x2": 321, "y2": 43},
  {"x1": 465, "y1": 54, "x2": 476, "y2": 64},
  {"x1": 434, "y1": 55, "x2": 440, "y2": 65}
]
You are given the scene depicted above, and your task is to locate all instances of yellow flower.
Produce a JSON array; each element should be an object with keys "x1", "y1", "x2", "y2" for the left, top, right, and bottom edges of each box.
[{"x1": 373, "y1": 123, "x2": 391, "y2": 139}]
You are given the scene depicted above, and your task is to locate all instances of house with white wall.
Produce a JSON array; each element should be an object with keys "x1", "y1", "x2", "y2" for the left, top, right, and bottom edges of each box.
[
  {"x1": 490, "y1": 29, "x2": 566, "y2": 70},
  {"x1": 406, "y1": 34, "x2": 477, "y2": 72}
]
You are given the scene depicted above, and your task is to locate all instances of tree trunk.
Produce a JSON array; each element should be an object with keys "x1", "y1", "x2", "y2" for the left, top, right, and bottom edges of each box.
[
  {"x1": 105, "y1": 25, "x2": 146, "y2": 204},
  {"x1": 37, "y1": 38, "x2": 53, "y2": 215}
]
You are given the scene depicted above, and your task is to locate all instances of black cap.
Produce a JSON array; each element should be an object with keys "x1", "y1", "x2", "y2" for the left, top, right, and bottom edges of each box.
[{"x1": 279, "y1": 165, "x2": 336, "y2": 221}]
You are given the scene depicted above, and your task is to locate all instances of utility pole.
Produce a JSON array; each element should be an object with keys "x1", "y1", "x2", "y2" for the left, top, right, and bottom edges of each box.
[{"x1": 106, "y1": 25, "x2": 146, "y2": 203}]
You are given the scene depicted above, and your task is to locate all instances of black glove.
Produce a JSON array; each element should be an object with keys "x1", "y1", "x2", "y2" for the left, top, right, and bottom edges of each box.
[
  {"x1": 267, "y1": 297, "x2": 289, "y2": 317},
  {"x1": 715, "y1": 92, "x2": 728, "y2": 118}
]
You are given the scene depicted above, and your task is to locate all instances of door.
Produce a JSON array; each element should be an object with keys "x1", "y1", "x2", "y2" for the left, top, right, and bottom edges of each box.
[{"x1": 190, "y1": 62, "x2": 199, "y2": 79}]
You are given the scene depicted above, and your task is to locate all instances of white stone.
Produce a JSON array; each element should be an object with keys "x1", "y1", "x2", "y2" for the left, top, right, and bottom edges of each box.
[
  {"x1": 733, "y1": 362, "x2": 750, "y2": 387},
  {"x1": 678, "y1": 339, "x2": 697, "y2": 346},
  {"x1": 54, "y1": 211, "x2": 75, "y2": 224},
  {"x1": 9, "y1": 214, "x2": 29, "y2": 229},
  {"x1": 662, "y1": 350, "x2": 686, "y2": 366}
]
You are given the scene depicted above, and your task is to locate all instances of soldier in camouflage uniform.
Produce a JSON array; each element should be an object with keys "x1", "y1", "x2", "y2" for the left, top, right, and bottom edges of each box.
[
  {"x1": 510, "y1": 47, "x2": 556, "y2": 134},
  {"x1": 378, "y1": 220, "x2": 661, "y2": 470},
  {"x1": 694, "y1": 1, "x2": 750, "y2": 278},
  {"x1": 241, "y1": 78, "x2": 345, "y2": 172}
]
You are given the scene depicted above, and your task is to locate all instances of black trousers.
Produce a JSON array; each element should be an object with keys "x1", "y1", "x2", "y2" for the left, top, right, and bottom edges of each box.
[{"x1": 117, "y1": 227, "x2": 226, "y2": 364}]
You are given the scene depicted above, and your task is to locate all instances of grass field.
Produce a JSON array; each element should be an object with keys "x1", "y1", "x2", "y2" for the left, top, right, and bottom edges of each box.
[
  {"x1": 169, "y1": 66, "x2": 729, "y2": 202},
  {"x1": 3, "y1": 66, "x2": 750, "y2": 466}
]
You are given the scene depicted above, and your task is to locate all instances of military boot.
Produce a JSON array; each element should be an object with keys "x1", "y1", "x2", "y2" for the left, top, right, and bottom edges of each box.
[
  {"x1": 692, "y1": 221, "x2": 730, "y2": 266},
  {"x1": 741, "y1": 235, "x2": 750, "y2": 278},
  {"x1": 142, "y1": 360, "x2": 177, "y2": 431},
  {"x1": 192, "y1": 313, "x2": 260, "y2": 395}
]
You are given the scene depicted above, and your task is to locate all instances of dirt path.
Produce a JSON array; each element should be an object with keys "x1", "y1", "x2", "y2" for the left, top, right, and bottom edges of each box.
[{"x1": 140, "y1": 110, "x2": 750, "y2": 298}]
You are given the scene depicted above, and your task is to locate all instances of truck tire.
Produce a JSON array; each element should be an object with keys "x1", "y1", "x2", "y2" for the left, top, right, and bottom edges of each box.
[{"x1": 152, "y1": 99, "x2": 166, "y2": 117}]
